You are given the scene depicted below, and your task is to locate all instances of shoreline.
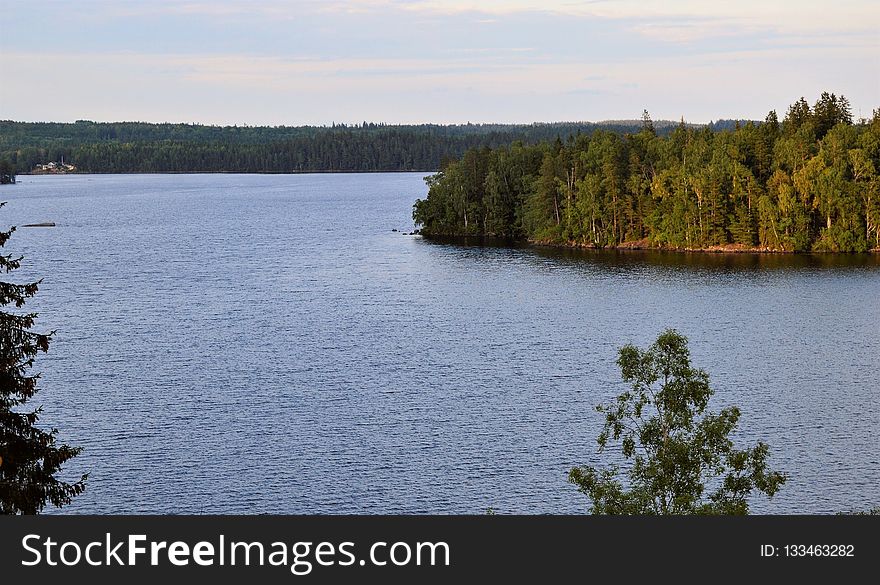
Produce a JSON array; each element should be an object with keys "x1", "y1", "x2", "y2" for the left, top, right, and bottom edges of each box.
[
  {"x1": 536, "y1": 240, "x2": 880, "y2": 255},
  {"x1": 423, "y1": 234, "x2": 880, "y2": 255},
  {"x1": 20, "y1": 169, "x2": 437, "y2": 176}
]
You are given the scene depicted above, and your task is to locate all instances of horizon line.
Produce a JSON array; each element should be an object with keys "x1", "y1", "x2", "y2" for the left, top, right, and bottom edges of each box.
[{"x1": 1, "y1": 117, "x2": 759, "y2": 128}]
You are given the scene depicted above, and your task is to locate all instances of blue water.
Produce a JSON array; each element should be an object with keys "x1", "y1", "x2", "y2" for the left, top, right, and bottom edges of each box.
[{"x1": 3, "y1": 173, "x2": 879, "y2": 514}]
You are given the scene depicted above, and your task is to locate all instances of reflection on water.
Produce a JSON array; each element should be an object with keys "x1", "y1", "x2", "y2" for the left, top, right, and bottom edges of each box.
[{"x1": 425, "y1": 235, "x2": 880, "y2": 272}]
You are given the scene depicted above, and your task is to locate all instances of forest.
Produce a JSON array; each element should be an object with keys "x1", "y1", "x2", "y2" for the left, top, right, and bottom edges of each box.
[
  {"x1": 413, "y1": 93, "x2": 880, "y2": 253},
  {"x1": 0, "y1": 119, "x2": 699, "y2": 175}
]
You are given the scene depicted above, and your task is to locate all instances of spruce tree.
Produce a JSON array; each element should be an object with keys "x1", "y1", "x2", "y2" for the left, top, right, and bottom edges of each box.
[{"x1": 0, "y1": 209, "x2": 86, "y2": 514}]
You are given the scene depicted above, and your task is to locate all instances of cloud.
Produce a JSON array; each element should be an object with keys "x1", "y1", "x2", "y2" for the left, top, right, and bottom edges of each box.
[
  {"x1": 87, "y1": 0, "x2": 880, "y2": 32},
  {"x1": 2, "y1": 2, "x2": 877, "y2": 125},
  {"x1": 81, "y1": 0, "x2": 880, "y2": 52},
  {"x1": 3, "y1": 43, "x2": 874, "y2": 124}
]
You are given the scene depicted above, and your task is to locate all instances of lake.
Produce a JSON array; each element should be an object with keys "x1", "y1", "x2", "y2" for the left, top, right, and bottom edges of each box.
[{"x1": 4, "y1": 173, "x2": 879, "y2": 514}]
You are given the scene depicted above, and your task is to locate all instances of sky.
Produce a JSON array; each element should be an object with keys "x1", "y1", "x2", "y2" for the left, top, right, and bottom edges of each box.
[{"x1": 1, "y1": 0, "x2": 878, "y2": 125}]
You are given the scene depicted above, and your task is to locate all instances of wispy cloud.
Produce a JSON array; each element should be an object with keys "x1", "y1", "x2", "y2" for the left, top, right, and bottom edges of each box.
[
  {"x1": 87, "y1": 0, "x2": 880, "y2": 33},
  {"x1": 1, "y1": 1, "x2": 877, "y2": 124},
  {"x1": 3, "y1": 43, "x2": 873, "y2": 123}
]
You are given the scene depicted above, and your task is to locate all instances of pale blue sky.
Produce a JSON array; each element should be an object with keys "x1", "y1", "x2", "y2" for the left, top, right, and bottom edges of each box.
[{"x1": 1, "y1": 0, "x2": 877, "y2": 124}]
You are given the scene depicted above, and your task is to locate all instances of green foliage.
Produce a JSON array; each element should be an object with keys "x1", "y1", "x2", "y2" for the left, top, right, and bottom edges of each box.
[
  {"x1": 0, "y1": 119, "x2": 681, "y2": 175},
  {"x1": 0, "y1": 209, "x2": 86, "y2": 514},
  {"x1": 414, "y1": 93, "x2": 880, "y2": 252},
  {"x1": 568, "y1": 329, "x2": 786, "y2": 515}
]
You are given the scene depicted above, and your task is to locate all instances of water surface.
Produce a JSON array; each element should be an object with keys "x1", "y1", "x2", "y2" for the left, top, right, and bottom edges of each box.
[{"x1": 4, "y1": 173, "x2": 879, "y2": 514}]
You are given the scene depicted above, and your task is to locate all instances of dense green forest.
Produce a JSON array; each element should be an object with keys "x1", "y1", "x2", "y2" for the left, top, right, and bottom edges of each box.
[
  {"x1": 414, "y1": 93, "x2": 880, "y2": 253},
  {"x1": 0, "y1": 119, "x2": 697, "y2": 175}
]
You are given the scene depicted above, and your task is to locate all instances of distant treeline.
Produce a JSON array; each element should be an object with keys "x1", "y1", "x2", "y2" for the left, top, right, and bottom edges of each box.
[
  {"x1": 413, "y1": 93, "x2": 880, "y2": 253},
  {"x1": 1, "y1": 119, "x2": 717, "y2": 175}
]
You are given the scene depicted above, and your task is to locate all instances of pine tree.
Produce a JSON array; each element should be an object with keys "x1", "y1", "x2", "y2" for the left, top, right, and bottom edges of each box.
[
  {"x1": 641, "y1": 110, "x2": 656, "y2": 136},
  {"x1": 0, "y1": 209, "x2": 86, "y2": 514}
]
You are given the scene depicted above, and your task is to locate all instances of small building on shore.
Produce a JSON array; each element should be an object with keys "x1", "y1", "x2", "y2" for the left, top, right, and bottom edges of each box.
[{"x1": 33, "y1": 160, "x2": 77, "y2": 174}]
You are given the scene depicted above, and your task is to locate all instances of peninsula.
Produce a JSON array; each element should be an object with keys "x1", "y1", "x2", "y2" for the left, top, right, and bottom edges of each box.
[{"x1": 413, "y1": 93, "x2": 880, "y2": 254}]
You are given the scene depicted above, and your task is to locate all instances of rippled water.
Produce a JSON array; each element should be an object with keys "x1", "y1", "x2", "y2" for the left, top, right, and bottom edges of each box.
[{"x1": 4, "y1": 173, "x2": 879, "y2": 514}]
